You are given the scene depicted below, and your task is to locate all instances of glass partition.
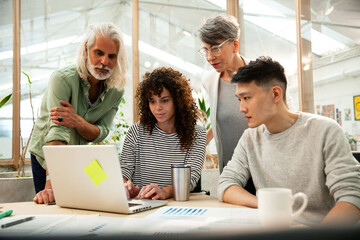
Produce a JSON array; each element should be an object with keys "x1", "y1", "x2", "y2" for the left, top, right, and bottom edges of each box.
[
  {"x1": 239, "y1": 0, "x2": 298, "y2": 110},
  {"x1": 138, "y1": 0, "x2": 226, "y2": 91},
  {"x1": 0, "y1": 0, "x2": 13, "y2": 159},
  {"x1": 2, "y1": 0, "x2": 359, "y2": 163},
  {"x1": 308, "y1": 0, "x2": 360, "y2": 149},
  {"x1": 0, "y1": 0, "x2": 133, "y2": 161}
]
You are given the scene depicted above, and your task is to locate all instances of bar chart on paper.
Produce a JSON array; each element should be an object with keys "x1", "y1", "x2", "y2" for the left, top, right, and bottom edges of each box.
[
  {"x1": 147, "y1": 206, "x2": 260, "y2": 223},
  {"x1": 162, "y1": 207, "x2": 208, "y2": 216}
]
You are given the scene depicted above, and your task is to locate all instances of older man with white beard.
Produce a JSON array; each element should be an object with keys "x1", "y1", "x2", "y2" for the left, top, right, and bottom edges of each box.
[{"x1": 29, "y1": 22, "x2": 128, "y2": 204}]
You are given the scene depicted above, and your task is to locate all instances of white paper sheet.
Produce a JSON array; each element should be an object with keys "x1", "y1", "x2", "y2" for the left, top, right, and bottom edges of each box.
[
  {"x1": 147, "y1": 206, "x2": 260, "y2": 222},
  {"x1": 0, "y1": 207, "x2": 261, "y2": 237},
  {"x1": 146, "y1": 206, "x2": 262, "y2": 233}
]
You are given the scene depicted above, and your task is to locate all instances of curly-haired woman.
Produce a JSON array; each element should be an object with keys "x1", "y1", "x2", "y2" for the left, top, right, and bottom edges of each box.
[{"x1": 120, "y1": 67, "x2": 206, "y2": 200}]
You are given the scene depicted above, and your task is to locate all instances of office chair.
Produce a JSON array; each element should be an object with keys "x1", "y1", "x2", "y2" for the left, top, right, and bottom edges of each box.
[{"x1": 352, "y1": 151, "x2": 360, "y2": 163}]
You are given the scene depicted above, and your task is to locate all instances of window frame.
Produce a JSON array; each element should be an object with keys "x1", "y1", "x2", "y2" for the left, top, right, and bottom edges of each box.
[{"x1": 4, "y1": 0, "x2": 312, "y2": 167}]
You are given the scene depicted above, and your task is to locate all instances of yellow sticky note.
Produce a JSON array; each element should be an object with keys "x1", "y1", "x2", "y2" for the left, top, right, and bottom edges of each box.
[{"x1": 83, "y1": 159, "x2": 108, "y2": 186}]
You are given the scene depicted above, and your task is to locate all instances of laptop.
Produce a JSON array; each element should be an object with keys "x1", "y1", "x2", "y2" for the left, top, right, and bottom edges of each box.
[{"x1": 43, "y1": 145, "x2": 167, "y2": 214}]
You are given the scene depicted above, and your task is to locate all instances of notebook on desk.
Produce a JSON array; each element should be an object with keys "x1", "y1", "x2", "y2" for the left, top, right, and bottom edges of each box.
[{"x1": 43, "y1": 145, "x2": 167, "y2": 214}]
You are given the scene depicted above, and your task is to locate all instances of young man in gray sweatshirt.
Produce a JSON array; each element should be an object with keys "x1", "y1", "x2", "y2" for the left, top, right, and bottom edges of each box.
[{"x1": 218, "y1": 56, "x2": 360, "y2": 225}]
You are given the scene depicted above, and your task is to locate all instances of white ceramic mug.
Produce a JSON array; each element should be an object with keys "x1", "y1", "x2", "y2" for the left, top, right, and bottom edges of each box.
[{"x1": 257, "y1": 188, "x2": 308, "y2": 228}]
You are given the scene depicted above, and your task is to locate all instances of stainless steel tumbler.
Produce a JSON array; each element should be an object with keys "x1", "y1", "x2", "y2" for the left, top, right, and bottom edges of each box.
[{"x1": 171, "y1": 164, "x2": 191, "y2": 201}]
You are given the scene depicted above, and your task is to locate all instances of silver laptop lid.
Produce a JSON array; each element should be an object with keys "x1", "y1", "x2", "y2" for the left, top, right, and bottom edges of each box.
[{"x1": 43, "y1": 145, "x2": 131, "y2": 213}]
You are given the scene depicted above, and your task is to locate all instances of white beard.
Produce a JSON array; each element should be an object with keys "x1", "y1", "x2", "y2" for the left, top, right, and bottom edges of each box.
[{"x1": 86, "y1": 59, "x2": 114, "y2": 80}]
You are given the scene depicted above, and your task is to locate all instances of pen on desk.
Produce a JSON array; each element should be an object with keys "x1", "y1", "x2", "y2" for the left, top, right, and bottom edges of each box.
[
  {"x1": 0, "y1": 210, "x2": 13, "y2": 219},
  {"x1": 1, "y1": 216, "x2": 35, "y2": 229}
]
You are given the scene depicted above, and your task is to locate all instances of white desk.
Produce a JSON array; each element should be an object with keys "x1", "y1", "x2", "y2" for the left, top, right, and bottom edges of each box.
[
  {"x1": 0, "y1": 193, "x2": 238, "y2": 218},
  {"x1": 1, "y1": 195, "x2": 355, "y2": 240},
  {"x1": 0, "y1": 193, "x2": 263, "y2": 238}
]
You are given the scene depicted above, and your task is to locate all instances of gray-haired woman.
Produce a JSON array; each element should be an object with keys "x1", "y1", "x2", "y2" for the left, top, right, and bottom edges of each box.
[{"x1": 198, "y1": 15, "x2": 253, "y2": 193}]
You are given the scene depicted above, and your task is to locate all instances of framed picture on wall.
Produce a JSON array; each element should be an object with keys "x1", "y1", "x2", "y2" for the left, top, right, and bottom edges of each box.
[{"x1": 354, "y1": 95, "x2": 360, "y2": 121}]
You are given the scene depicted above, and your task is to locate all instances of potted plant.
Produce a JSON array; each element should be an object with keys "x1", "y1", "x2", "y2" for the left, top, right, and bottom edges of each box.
[
  {"x1": 195, "y1": 91, "x2": 219, "y2": 197},
  {"x1": 195, "y1": 91, "x2": 218, "y2": 169},
  {"x1": 0, "y1": 72, "x2": 35, "y2": 202},
  {"x1": 345, "y1": 132, "x2": 359, "y2": 151}
]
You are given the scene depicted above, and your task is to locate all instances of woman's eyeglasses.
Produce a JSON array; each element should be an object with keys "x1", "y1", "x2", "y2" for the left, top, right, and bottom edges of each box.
[{"x1": 198, "y1": 39, "x2": 232, "y2": 58}]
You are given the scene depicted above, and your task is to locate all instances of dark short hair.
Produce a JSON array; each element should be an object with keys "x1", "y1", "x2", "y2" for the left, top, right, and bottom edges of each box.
[
  {"x1": 231, "y1": 56, "x2": 287, "y2": 101},
  {"x1": 198, "y1": 15, "x2": 240, "y2": 45}
]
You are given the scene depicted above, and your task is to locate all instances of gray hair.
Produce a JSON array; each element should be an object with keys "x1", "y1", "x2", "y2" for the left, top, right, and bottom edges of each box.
[
  {"x1": 76, "y1": 22, "x2": 128, "y2": 90},
  {"x1": 198, "y1": 15, "x2": 240, "y2": 45}
]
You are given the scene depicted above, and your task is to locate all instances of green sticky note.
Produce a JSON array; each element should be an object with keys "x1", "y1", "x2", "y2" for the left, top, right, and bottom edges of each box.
[{"x1": 83, "y1": 159, "x2": 108, "y2": 186}]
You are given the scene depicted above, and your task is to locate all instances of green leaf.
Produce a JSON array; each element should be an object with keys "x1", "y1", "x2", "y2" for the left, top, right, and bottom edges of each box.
[
  {"x1": 206, "y1": 123, "x2": 211, "y2": 130},
  {"x1": 199, "y1": 100, "x2": 206, "y2": 112},
  {"x1": 206, "y1": 108, "x2": 210, "y2": 118},
  {"x1": 22, "y1": 71, "x2": 32, "y2": 84},
  {"x1": 0, "y1": 93, "x2": 12, "y2": 109}
]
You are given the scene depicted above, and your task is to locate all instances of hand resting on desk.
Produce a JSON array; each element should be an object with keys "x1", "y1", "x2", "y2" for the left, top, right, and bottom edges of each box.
[{"x1": 33, "y1": 187, "x2": 55, "y2": 204}]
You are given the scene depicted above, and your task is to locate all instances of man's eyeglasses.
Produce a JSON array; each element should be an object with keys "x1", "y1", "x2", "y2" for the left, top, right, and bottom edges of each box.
[{"x1": 198, "y1": 39, "x2": 232, "y2": 58}]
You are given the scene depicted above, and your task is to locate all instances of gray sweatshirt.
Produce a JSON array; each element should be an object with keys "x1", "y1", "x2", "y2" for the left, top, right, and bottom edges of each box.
[{"x1": 218, "y1": 112, "x2": 360, "y2": 225}]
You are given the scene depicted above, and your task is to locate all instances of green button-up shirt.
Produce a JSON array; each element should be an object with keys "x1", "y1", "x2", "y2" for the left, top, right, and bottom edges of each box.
[{"x1": 29, "y1": 64, "x2": 124, "y2": 169}]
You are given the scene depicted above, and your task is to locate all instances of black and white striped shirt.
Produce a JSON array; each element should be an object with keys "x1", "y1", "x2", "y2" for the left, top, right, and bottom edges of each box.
[{"x1": 120, "y1": 123, "x2": 206, "y2": 190}]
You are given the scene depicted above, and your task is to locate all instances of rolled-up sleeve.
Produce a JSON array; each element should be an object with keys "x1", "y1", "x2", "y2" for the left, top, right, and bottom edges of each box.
[
  {"x1": 92, "y1": 105, "x2": 119, "y2": 143},
  {"x1": 44, "y1": 70, "x2": 72, "y2": 144},
  {"x1": 89, "y1": 89, "x2": 124, "y2": 143}
]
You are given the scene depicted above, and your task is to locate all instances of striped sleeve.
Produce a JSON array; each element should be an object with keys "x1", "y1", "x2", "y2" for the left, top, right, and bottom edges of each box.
[
  {"x1": 119, "y1": 123, "x2": 140, "y2": 181},
  {"x1": 187, "y1": 126, "x2": 207, "y2": 190}
]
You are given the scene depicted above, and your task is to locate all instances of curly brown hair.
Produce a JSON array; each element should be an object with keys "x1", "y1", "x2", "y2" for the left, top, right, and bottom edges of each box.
[{"x1": 136, "y1": 67, "x2": 198, "y2": 152}]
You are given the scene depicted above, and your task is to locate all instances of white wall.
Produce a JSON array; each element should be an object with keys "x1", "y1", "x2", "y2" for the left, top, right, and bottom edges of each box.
[{"x1": 290, "y1": 55, "x2": 360, "y2": 136}]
